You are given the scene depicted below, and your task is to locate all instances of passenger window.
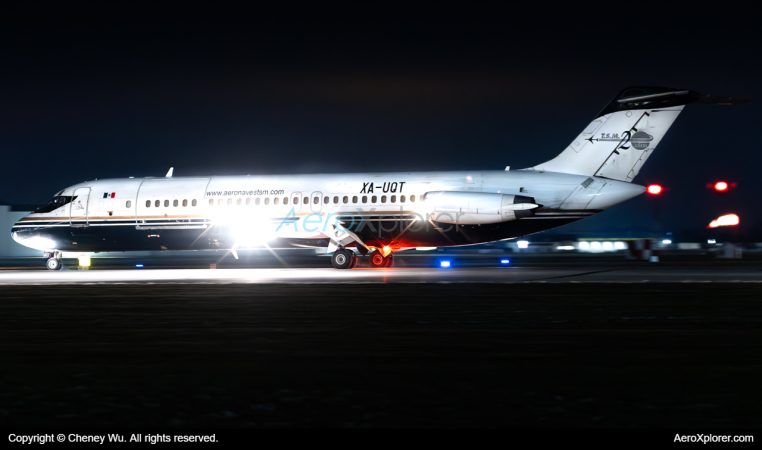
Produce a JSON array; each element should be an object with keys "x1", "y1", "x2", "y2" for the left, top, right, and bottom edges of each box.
[
  {"x1": 227, "y1": 198, "x2": 232, "y2": 206},
  {"x1": 255, "y1": 198, "x2": 261, "y2": 205},
  {"x1": 400, "y1": 195, "x2": 406, "y2": 203},
  {"x1": 155, "y1": 200, "x2": 160, "y2": 207},
  {"x1": 265, "y1": 198, "x2": 270, "y2": 205},
  {"x1": 303, "y1": 197, "x2": 308, "y2": 204},
  {"x1": 323, "y1": 196, "x2": 329, "y2": 204},
  {"x1": 245, "y1": 198, "x2": 250, "y2": 205},
  {"x1": 182, "y1": 199, "x2": 188, "y2": 207},
  {"x1": 173, "y1": 199, "x2": 178, "y2": 207},
  {"x1": 126, "y1": 200, "x2": 132, "y2": 208},
  {"x1": 284, "y1": 197, "x2": 289, "y2": 205},
  {"x1": 313, "y1": 197, "x2": 319, "y2": 204},
  {"x1": 146, "y1": 200, "x2": 151, "y2": 207},
  {"x1": 236, "y1": 198, "x2": 241, "y2": 206},
  {"x1": 420, "y1": 195, "x2": 424, "y2": 202},
  {"x1": 162, "y1": 200, "x2": 168, "y2": 207},
  {"x1": 371, "y1": 195, "x2": 377, "y2": 203},
  {"x1": 381, "y1": 195, "x2": 386, "y2": 203},
  {"x1": 362, "y1": 196, "x2": 367, "y2": 203},
  {"x1": 410, "y1": 195, "x2": 415, "y2": 203},
  {"x1": 333, "y1": 196, "x2": 339, "y2": 204},
  {"x1": 209, "y1": 199, "x2": 214, "y2": 206},
  {"x1": 192, "y1": 199, "x2": 197, "y2": 207},
  {"x1": 343, "y1": 196, "x2": 348, "y2": 204},
  {"x1": 352, "y1": 196, "x2": 357, "y2": 203},
  {"x1": 391, "y1": 195, "x2": 396, "y2": 203},
  {"x1": 274, "y1": 197, "x2": 279, "y2": 205},
  {"x1": 218, "y1": 199, "x2": 223, "y2": 206}
]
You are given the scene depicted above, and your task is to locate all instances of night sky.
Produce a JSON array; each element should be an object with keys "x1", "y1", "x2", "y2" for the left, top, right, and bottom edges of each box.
[{"x1": 1, "y1": 6, "x2": 759, "y2": 236}]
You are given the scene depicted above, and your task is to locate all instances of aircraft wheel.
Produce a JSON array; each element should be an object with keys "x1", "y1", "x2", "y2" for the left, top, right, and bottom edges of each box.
[
  {"x1": 369, "y1": 250, "x2": 386, "y2": 268},
  {"x1": 384, "y1": 253, "x2": 394, "y2": 268},
  {"x1": 46, "y1": 258, "x2": 62, "y2": 271},
  {"x1": 331, "y1": 249, "x2": 353, "y2": 269},
  {"x1": 349, "y1": 253, "x2": 359, "y2": 268}
]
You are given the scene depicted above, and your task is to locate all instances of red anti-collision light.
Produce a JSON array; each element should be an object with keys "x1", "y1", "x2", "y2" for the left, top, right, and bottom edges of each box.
[
  {"x1": 714, "y1": 181, "x2": 728, "y2": 191},
  {"x1": 647, "y1": 184, "x2": 662, "y2": 195}
]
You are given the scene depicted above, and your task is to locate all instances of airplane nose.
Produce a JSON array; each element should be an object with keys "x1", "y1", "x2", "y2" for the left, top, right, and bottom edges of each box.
[{"x1": 587, "y1": 181, "x2": 646, "y2": 210}]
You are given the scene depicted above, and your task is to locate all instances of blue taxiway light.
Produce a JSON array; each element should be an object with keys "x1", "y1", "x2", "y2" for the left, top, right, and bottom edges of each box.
[
  {"x1": 440, "y1": 261, "x2": 451, "y2": 268},
  {"x1": 501, "y1": 259, "x2": 510, "y2": 264},
  {"x1": 135, "y1": 264, "x2": 144, "y2": 268}
]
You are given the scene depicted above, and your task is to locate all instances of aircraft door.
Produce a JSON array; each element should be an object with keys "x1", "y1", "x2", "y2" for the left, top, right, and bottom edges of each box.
[
  {"x1": 311, "y1": 191, "x2": 322, "y2": 213},
  {"x1": 69, "y1": 187, "x2": 91, "y2": 226}
]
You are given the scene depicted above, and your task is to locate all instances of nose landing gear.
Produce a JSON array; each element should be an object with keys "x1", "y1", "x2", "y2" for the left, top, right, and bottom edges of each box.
[{"x1": 45, "y1": 251, "x2": 63, "y2": 270}]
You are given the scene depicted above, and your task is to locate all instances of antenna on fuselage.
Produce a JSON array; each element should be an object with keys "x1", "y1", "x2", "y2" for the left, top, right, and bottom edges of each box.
[{"x1": 165, "y1": 167, "x2": 173, "y2": 177}]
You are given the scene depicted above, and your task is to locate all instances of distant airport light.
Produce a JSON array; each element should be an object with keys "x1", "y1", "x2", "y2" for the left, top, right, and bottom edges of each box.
[
  {"x1": 647, "y1": 184, "x2": 663, "y2": 195},
  {"x1": 590, "y1": 241, "x2": 602, "y2": 250},
  {"x1": 517, "y1": 240, "x2": 529, "y2": 249},
  {"x1": 440, "y1": 260, "x2": 451, "y2": 268},
  {"x1": 578, "y1": 241, "x2": 590, "y2": 250},
  {"x1": 78, "y1": 255, "x2": 91, "y2": 267},
  {"x1": 135, "y1": 264, "x2": 144, "y2": 268},
  {"x1": 556, "y1": 245, "x2": 575, "y2": 250},
  {"x1": 714, "y1": 181, "x2": 728, "y2": 191},
  {"x1": 662, "y1": 239, "x2": 672, "y2": 244},
  {"x1": 707, "y1": 239, "x2": 717, "y2": 244},
  {"x1": 614, "y1": 241, "x2": 627, "y2": 250},
  {"x1": 708, "y1": 214, "x2": 740, "y2": 228},
  {"x1": 500, "y1": 259, "x2": 510, "y2": 264}
]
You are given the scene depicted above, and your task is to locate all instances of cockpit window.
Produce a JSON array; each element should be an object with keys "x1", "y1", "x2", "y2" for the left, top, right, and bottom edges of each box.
[{"x1": 36, "y1": 196, "x2": 77, "y2": 213}]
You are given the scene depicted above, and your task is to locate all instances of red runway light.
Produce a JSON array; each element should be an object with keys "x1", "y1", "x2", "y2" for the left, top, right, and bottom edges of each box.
[
  {"x1": 714, "y1": 181, "x2": 728, "y2": 191},
  {"x1": 646, "y1": 184, "x2": 662, "y2": 195}
]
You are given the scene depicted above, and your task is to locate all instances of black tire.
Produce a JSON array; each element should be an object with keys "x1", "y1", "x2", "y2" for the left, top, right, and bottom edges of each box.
[
  {"x1": 384, "y1": 253, "x2": 394, "y2": 268},
  {"x1": 349, "y1": 253, "x2": 359, "y2": 268},
  {"x1": 331, "y1": 249, "x2": 353, "y2": 269},
  {"x1": 46, "y1": 258, "x2": 62, "y2": 271},
  {"x1": 369, "y1": 250, "x2": 386, "y2": 268}
]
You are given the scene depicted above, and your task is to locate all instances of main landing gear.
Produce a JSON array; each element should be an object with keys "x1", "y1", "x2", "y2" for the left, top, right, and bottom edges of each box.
[
  {"x1": 45, "y1": 251, "x2": 63, "y2": 271},
  {"x1": 369, "y1": 250, "x2": 394, "y2": 268},
  {"x1": 331, "y1": 248, "x2": 394, "y2": 269}
]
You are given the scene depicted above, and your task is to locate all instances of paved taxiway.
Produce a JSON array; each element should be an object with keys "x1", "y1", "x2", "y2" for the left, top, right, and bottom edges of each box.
[{"x1": 0, "y1": 263, "x2": 760, "y2": 284}]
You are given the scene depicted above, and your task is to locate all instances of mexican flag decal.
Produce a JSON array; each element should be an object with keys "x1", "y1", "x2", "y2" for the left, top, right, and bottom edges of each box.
[{"x1": 103, "y1": 192, "x2": 116, "y2": 198}]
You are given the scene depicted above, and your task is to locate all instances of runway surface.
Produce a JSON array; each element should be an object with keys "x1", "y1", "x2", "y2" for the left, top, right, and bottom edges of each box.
[
  {"x1": 0, "y1": 262, "x2": 760, "y2": 284},
  {"x1": 1, "y1": 282, "x2": 760, "y2": 428}
]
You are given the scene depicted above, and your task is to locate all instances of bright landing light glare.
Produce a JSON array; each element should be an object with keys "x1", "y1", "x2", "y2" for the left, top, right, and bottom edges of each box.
[{"x1": 440, "y1": 261, "x2": 451, "y2": 268}]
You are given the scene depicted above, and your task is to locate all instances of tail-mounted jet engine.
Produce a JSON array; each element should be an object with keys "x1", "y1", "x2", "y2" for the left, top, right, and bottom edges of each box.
[{"x1": 423, "y1": 191, "x2": 540, "y2": 225}]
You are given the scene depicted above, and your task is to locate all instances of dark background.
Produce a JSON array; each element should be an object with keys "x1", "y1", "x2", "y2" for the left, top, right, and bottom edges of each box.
[{"x1": 1, "y1": 4, "x2": 759, "y2": 236}]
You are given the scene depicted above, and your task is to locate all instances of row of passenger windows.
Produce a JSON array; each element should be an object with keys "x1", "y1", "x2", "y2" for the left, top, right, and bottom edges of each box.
[
  {"x1": 208, "y1": 194, "x2": 422, "y2": 206},
  {"x1": 145, "y1": 199, "x2": 198, "y2": 208}
]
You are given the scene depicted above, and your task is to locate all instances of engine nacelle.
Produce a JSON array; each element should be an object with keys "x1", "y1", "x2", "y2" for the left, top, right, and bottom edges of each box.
[{"x1": 423, "y1": 191, "x2": 539, "y2": 225}]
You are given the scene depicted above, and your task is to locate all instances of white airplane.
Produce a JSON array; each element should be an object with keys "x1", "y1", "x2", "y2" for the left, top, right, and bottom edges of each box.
[{"x1": 11, "y1": 86, "x2": 745, "y2": 270}]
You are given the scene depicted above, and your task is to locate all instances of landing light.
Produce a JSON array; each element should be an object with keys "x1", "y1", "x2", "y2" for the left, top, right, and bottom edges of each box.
[
  {"x1": 707, "y1": 239, "x2": 716, "y2": 244},
  {"x1": 662, "y1": 239, "x2": 672, "y2": 244},
  {"x1": 440, "y1": 261, "x2": 451, "y2": 268},
  {"x1": 517, "y1": 240, "x2": 529, "y2": 249},
  {"x1": 136, "y1": 264, "x2": 144, "y2": 268},
  {"x1": 78, "y1": 255, "x2": 91, "y2": 267},
  {"x1": 500, "y1": 259, "x2": 510, "y2": 264}
]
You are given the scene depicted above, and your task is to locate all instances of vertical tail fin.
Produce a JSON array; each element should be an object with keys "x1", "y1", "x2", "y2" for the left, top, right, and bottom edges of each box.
[{"x1": 531, "y1": 86, "x2": 747, "y2": 182}]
